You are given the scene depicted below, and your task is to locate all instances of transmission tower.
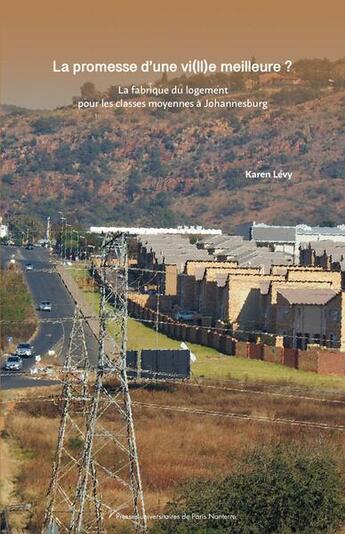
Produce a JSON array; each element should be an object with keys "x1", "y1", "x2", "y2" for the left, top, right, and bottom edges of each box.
[
  {"x1": 43, "y1": 306, "x2": 101, "y2": 532},
  {"x1": 44, "y1": 234, "x2": 147, "y2": 533}
]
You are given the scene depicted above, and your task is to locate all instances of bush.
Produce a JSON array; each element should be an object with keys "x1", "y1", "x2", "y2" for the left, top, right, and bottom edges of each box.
[
  {"x1": 31, "y1": 115, "x2": 63, "y2": 135},
  {"x1": 321, "y1": 160, "x2": 345, "y2": 179},
  {"x1": 151, "y1": 445, "x2": 345, "y2": 533}
]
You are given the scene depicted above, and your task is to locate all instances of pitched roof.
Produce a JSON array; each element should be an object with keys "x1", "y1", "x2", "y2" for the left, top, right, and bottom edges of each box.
[{"x1": 277, "y1": 288, "x2": 337, "y2": 305}]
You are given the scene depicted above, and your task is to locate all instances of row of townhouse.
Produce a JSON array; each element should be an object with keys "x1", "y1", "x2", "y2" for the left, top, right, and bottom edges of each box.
[
  {"x1": 220, "y1": 222, "x2": 345, "y2": 263},
  {"x1": 299, "y1": 240, "x2": 345, "y2": 287},
  {"x1": 135, "y1": 233, "x2": 293, "y2": 296},
  {"x1": 177, "y1": 262, "x2": 344, "y2": 351},
  {"x1": 135, "y1": 231, "x2": 345, "y2": 351},
  {"x1": 135, "y1": 234, "x2": 214, "y2": 295}
]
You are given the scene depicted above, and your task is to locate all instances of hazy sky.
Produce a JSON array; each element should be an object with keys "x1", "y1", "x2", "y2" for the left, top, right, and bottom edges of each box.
[{"x1": 2, "y1": 0, "x2": 345, "y2": 109}]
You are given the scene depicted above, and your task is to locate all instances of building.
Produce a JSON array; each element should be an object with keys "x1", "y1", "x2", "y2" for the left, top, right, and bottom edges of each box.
[
  {"x1": 274, "y1": 288, "x2": 342, "y2": 350},
  {"x1": 251, "y1": 223, "x2": 345, "y2": 262},
  {"x1": 90, "y1": 225, "x2": 222, "y2": 236},
  {"x1": 136, "y1": 234, "x2": 214, "y2": 296},
  {"x1": 177, "y1": 260, "x2": 345, "y2": 351}
]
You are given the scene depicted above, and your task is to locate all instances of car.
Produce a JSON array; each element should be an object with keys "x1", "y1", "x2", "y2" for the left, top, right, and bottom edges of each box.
[
  {"x1": 15, "y1": 342, "x2": 34, "y2": 358},
  {"x1": 25, "y1": 263, "x2": 33, "y2": 271},
  {"x1": 25, "y1": 244, "x2": 34, "y2": 250},
  {"x1": 4, "y1": 355, "x2": 23, "y2": 371},
  {"x1": 174, "y1": 310, "x2": 197, "y2": 322},
  {"x1": 39, "y1": 301, "x2": 52, "y2": 312}
]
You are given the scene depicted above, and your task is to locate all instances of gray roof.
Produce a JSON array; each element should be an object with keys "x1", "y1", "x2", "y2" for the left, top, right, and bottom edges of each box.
[
  {"x1": 251, "y1": 224, "x2": 296, "y2": 243},
  {"x1": 198, "y1": 235, "x2": 241, "y2": 247},
  {"x1": 296, "y1": 225, "x2": 345, "y2": 236},
  {"x1": 252, "y1": 224, "x2": 345, "y2": 243},
  {"x1": 277, "y1": 288, "x2": 337, "y2": 305}
]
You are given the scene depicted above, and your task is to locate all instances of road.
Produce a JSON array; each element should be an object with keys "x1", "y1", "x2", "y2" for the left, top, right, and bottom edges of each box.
[{"x1": 0, "y1": 246, "x2": 98, "y2": 390}]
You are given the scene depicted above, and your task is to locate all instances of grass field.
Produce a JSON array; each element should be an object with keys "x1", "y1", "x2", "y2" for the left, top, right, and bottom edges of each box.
[
  {"x1": 2, "y1": 378, "x2": 345, "y2": 531},
  {"x1": 68, "y1": 265, "x2": 345, "y2": 392}
]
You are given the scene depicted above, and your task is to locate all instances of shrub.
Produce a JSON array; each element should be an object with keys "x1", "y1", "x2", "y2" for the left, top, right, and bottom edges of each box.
[
  {"x1": 31, "y1": 116, "x2": 63, "y2": 135},
  {"x1": 152, "y1": 445, "x2": 345, "y2": 533}
]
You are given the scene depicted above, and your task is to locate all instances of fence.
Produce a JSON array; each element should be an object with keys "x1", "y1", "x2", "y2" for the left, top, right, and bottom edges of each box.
[
  {"x1": 125, "y1": 349, "x2": 190, "y2": 380},
  {"x1": 128, "y1": 297, "x2": 345, "y2": 377}
]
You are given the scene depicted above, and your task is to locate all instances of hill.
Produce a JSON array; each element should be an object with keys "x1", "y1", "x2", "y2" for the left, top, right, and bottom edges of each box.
[{"x1": 1, "y1": 89, "x2": 345, "y2": 230}]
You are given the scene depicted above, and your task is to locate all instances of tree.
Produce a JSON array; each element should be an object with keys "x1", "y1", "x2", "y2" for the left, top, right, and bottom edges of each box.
[
  {"x1": 80, "y1": 81, "x2": 98, "y2": 100},
  {"x1": 294, "y1": 58, "x2": 332, "y2": 88},
  {"x1": 151, "y1": 445, "x2": 345, "y2": 533},
  {"x1": 126, "y1": 167, "x2": 142, "y2": 200},
  {"x1": 147, "y1": 147, "x2": 167, "y2": 177}
]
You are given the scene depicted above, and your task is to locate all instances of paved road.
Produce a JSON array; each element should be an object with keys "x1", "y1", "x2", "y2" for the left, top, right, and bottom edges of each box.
[{"x1": 0, "y1": 246, "x2": 98, "y2": 390}]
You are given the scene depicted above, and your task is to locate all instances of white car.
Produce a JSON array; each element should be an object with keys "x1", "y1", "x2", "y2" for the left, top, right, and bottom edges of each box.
[
  {"x1": 39, "y1": 301, "x2": 52, "y2": 312},
  {"x1": 174, "y1": 310, "x2": 197, "y2": 322},
  {"x1": 25, "y1": 263, "x2": 33, "y2": 271},
  {"x1": 5, "y1": 355, "x2": 23, "y2": 371},
  {"x1": 15, "y1": 342, "x2": 34, "y2": 358}
]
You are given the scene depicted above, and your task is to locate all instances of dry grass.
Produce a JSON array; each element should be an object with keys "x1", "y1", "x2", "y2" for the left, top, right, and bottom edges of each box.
[{"x1": 3, "y1": 380, "x2": 345, "y2": 530}]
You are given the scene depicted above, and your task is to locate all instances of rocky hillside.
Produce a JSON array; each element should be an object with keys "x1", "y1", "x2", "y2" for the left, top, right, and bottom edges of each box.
[{"x1": 1, "y1": 89, "x2": 345, "y2": 231}]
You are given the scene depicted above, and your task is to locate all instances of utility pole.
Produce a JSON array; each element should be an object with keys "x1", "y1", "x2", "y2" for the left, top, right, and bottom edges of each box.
[
  {"x1": 46, "y1": 217, "x2": 51, "y2": 246},
  {"x1": 43, "y1": 234, "x2": 147, "y2": 533}
]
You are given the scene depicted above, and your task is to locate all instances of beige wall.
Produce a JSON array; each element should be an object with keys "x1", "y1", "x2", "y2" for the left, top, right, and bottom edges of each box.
[
  {"x1": 286, "y1": 268, "x2": 341, "y2": 290},
  {"x1": 226, "y1": 274, "x2": 280, "y2": 329},
  {"x1": 165, "y1": 264, "x2": 178, "y2": 296},
  {"x1": 275, "y1": 292, "x2": 342, "y2": 350}
]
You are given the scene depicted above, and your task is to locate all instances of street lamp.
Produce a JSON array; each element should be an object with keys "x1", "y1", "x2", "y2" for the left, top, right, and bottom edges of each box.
[
  {"x1": 58, "y1": 212, "x2": 66, "y2": 261},
  {"x1": 66, "y1": 224, "x2": 73, "y2": 260}
]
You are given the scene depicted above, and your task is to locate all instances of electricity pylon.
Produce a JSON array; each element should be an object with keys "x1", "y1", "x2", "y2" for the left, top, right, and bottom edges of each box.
[
  {"x1": 43, "y1": 234, "x2": 147, "y2": 533},
  {"x1": 43, "y1": 306, "x2": 101, "y2": 532}
]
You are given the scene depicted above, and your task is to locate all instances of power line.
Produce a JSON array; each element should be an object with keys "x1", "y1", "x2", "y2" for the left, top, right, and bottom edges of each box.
[
  {"x1": 2, "y1": 373, "x2": 344, "y2": 405},
  {"x1": 2, "y1": 392, "x2": 344, "y2": 433},
  {"x1": 132, "y1": 401, "x2": 345, "y2": 432}
]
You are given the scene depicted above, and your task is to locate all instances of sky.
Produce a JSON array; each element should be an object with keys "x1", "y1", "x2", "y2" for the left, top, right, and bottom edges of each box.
[{"x1": 1, "y1": 0, "x2": 345, "y2": 109}]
